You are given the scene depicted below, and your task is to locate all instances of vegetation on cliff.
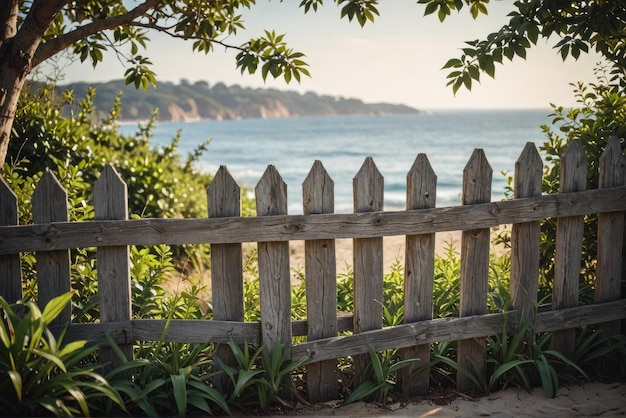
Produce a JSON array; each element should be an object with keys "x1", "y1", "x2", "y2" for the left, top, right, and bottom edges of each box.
[{"x1": 56, "y1": 79, "x2": 419, "y2": 122}]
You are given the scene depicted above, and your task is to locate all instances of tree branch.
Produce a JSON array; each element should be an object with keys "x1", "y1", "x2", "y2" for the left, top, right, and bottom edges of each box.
[
  {"x1": 128, "y1": 20, "x2": 247, "y2": 53},
  {"x1": 32, "y1": 0, "x2": 160, "y2": 67},
  {"x1": 0, "y1": 0, "x2": 19, "y2": 44}
]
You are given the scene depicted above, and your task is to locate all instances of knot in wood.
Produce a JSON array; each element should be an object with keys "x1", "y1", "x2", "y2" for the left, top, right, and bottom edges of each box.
[
  {"x1": 373, "y1": 216, "x2": 383, "y2": 226},
  {"x1": 44, "y1": 226, "x2": 60, "y2": 244},
  {"x1": 284, "y1": 223, "x2": 303, "y2": 234}
]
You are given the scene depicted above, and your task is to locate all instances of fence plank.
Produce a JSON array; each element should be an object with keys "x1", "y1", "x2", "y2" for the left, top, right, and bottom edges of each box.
[
  {"x1": 552, "y1": 140, "x2": 587, "y2": 359},
  {"x1": 596, "y1": 137, "x2": 625, "y2": 338},
  {"x1": 303, "y1": 160, "x2": 338, "y2": 402},
  {"x1": 510, "y1": 143, "x2": 542, "y2": 327},
  {"x1": 401, "y1": 154, "x2": 436, "y2": 396},
  {"x1": 291, "y1": 299, "x2": 626, "y2": 363},
  {"x1": 208, "y1": 165, "x2": 244, "y2": 390},
  {"x1": 94, "y1": 164, "x2": 132, "y2": 368},
  {"x1": 352, "y1": 157, "x2": 384, "y2": 385},
  {"x1": 0, "y1": 177, "x2": 21, "y2": 303},
  {"x1": 32, "y1": 170, "x2": 71, "y2": 325},
  {"x1": 457, "y1": 149, "x2": 492, "y2": 393},
  {"x1": 256, "y1": 165, "x2": 292, "y2": 358},
  {"x1": 3, "y1": 186, "x2": 626, "y2": 254}
]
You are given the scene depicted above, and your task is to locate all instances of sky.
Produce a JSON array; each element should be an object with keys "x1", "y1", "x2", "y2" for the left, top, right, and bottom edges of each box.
[{"x1": 52, "y1": 1, "x2": 604, "y2": 110}]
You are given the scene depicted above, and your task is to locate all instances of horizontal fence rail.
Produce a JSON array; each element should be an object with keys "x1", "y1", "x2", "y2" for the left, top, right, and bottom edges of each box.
[
  {"x1": 1, "y1": 139, "x2": 625, "y2": 401},
  {"x1": 1, "y1": 186, "x2": 625, "y2": 254}
]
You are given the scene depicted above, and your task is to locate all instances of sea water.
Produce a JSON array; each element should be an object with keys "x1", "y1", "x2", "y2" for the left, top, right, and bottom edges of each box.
[{"x1": 119, "y1": 109, "x2": 552, "y2": 214}]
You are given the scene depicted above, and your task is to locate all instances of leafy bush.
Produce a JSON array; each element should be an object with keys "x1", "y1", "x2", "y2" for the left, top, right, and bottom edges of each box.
[{"x1": 539, "y1": 69, "x2": 626, "y2": 288}]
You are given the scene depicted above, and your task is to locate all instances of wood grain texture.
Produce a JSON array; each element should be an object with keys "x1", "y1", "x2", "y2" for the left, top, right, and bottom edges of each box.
[
  {"x1": 401, "y1": 154, "x2": 436, "y2": 396},
  {"x1": 303, "y1": 160, "x2": 338, "y2": 402},
  {"x1": 94, "y1": 164, "x2": 132, "y2": 367},
  {"x1": 0, "y1": 177, "x2": 21, "y2": 302},
  {"x1": 2, "y1": 186, "x2": 626, "y2": 255},
  {"x1": 352, "y1": 157, "x2": 384, "y2": 386},
  {"x1": 55, "y1": 300, "x2": 626, "y2": 364},
  {"x1": 596, "y1": 137, "x2": 625, "y2": 338},
  {"x1": 552, "y1": 141, "x2": 587, "y2": 359},
  {"x1": 256, "y1": 166, "x2": 292, "y2": 359},
  {"x1": 458, "y1": 149, "x2": 492, "y2": 393},
  {"x1": 208, "y1": 166, "x2": 244, "y2": 391},
  {"x1": 32, "y1": 170, "x2": 70, "y2": 325},
  {"x1": 510, "y1": 143, "x2": 542, "y2": 327}
]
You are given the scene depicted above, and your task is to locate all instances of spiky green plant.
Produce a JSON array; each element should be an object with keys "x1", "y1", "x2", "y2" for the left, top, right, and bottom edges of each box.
[
  {"x1": 0, "y1": 293, "x2": 124, "y2": 417},
  {"x1": 344, "y1": 342, "x2": 421, "y2": 405}
]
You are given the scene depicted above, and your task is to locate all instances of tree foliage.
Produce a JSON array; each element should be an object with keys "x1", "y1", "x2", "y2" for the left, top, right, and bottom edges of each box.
[
  {"x1": 538, "y1": 65, "x2": 626, "y2": 288},
  {"x1": 417, "y1": 0, "x2": 626, "y2": 94},
  {"x1": 0, "y1": 0, "x2": 381, "y2": 166}
]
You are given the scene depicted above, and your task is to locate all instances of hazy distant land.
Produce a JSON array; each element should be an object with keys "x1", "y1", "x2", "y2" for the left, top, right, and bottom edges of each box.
[{"x1": 55, "y1": 80, "x2": 419, "y2": 122}]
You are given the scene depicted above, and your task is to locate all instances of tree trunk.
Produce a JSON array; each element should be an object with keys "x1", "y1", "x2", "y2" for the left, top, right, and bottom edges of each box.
[
  {"x1": 0, "y1": 56, "x2": 28, "y2": 168},
  {"x1": 0, "y1": 0, "x2": 67, "y2": 168}
]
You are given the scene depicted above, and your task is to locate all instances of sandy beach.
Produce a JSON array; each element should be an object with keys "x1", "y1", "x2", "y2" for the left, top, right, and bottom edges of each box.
[
  {"x1": 283, "y1": 381, "x2": 626, "y2": 417},
  {"x1": 288, "y1": 231, "x2": 464, "y2": 278}
]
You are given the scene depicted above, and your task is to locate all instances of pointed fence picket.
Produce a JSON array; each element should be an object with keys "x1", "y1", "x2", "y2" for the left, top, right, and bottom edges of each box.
[
  {"x1": 32, "y1": 170, "x2": 71, "y2": 326},
  {"x1": 400, "y1": 153, "x2": 436, "y2": 396},
  {"x1": 1, "y1": 142, "x2": 625, "y2": 403},
  {"x1": 552, "y1": 140, "x2": 588, "y2": 359},
  {"x1": 303, "y1": 160, "x2": 338, "y2": 402},
  {"x1": 0, "y1": 177, "x2": 20, "y2": 303},
  {"x1": 457, "y1": 149, "x2": 492, "y2": 393}
]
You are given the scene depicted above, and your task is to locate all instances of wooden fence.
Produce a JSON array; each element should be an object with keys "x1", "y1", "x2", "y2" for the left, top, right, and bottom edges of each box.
[{"x1": 1, "y1": 139, "x2": 625, "y2": 402}]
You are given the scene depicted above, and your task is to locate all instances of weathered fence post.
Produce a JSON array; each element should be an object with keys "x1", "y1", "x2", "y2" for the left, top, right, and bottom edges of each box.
[
  {"x1": 596, "y1": 137, "x2": 625, "y2": 338},
  {"x1": 32, "y1": 170, "x2": 71, "y2": 325},
  {"x1": 551, "y1": 140, "x2": 587, "y2": 359},
  {"x1": 0, "y1": 177, "x2": 21, "y2": 303},
  {"x1": 94, "y1": 164, "x2": 132, "y2": 369},
  {"x1": 457, "y1": 149, "x2": 492, "y2": 393},
  {"x1": 401, "y1": 154, "x2": 436, "y2": 396},
  {"x1": 352, "y1": 157, "x2": 384, "y2": 386},
  {"x1": 510, "y1": 143, "x2": 542, "y2": 328},
  {"x1": 209, "y1": 166, "x2": 244, "y2": 390},
  {"x1": 303, "y1": 160, "x2": 338, "y2": 402},
  {"x1": 256, "y1": 165, "x2": 292, "y2": 359}
]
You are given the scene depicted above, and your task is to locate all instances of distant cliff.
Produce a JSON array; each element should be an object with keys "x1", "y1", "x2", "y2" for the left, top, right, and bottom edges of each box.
[{"x1": 56, "y1": 80, "x2": 419, "y2": 122}]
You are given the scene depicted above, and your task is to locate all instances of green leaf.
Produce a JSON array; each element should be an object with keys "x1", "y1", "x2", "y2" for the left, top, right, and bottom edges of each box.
[
  {"x1": 560, "y1": 44, "x2": 570, "y2": 61},
  {"x1": 171, "y1": 371, "x2": 188, "y2": 417},
  {"x1": 442, "y1": 58, "x2": 462, "y2": 69},
  {"x1": 344, "y1": 380, "x2": 382, "y2": 404},
  {"x1": 8, "y1": 370, "x2": 22, "y2": 402},
  {"x1": 41, "y1": 292, "x2": 73, "y2": 325},
  {"x1": 424, "y1": 1, "x2": 438, "y2": 16}
]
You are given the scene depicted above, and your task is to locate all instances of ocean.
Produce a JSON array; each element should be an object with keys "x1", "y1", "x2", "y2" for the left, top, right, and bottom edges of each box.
[{"x1": 119, "y1": 109, "x2": 553, "y2": 214}]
